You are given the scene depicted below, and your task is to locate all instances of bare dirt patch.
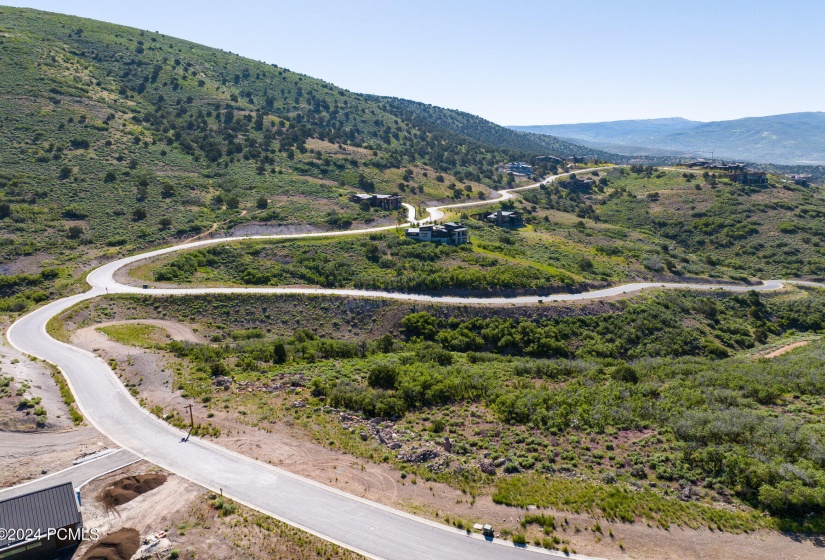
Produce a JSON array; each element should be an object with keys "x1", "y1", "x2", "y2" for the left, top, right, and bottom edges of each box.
[
  {"x1": 99, "y1": 474, "x2": 167, "y2": 509},
  {"x1": 76, "y1": 461, "x2": 363, "y2": 560},
  {"x1": 762, "y1": 340, "x2": 811, "y2": 358},
  {"x1": 0, "y1": 427, "x2": 114, "y2": 487},
  {"x1": 0, "y1": 339, "x2": 74, "y2": 431},
  {"x1": 80, "y1": 528, "x2": 139, "y2": 560}
]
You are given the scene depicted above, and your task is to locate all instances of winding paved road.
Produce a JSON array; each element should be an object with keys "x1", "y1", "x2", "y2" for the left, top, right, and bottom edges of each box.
[
  {"x1": 0, "y1": 449, "x2": 139, "y2": 501},
  {"x1": 6, "y1": 168, "x2": 822, "y2": 560}
]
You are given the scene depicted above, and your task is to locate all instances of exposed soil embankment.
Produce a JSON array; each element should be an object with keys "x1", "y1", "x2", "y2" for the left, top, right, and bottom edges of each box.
[
  {"x1": 99, "y1": 474, "x2": 167, "y2": 508},
  {"x1": 80, "y1": 528, "x2": 140, "y2": 560}
]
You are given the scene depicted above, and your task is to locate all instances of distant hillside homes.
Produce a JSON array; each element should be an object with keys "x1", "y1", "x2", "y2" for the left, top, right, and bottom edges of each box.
[{"x1": 682, "y1": 160, "x2": 767, "y2": 185}]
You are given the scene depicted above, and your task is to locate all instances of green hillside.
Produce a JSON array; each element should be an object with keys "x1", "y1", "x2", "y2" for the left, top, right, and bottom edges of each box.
[
  {"x1": 372, "y1": 96, "x2": 621, "y2": 159},
  {"x1": 0, "y1": 7, "x2": 607, "y2": 302}
]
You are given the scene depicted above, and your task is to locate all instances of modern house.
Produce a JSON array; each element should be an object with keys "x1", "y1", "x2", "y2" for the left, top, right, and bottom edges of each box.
[
  {"x1": 405, "y1": 222, "x2": 469, "y2": 245},
  {"x1": 726, "y1": 170, "x2": 768, "y2": 185},
  {"x1": 565, "y1": 156, "x2": 586, "y2": 163},
  {"x1": 0, "y1": 483, "x2": 83, "y2": 560},
  {"x1": 683, "y1": 160, "x2": 747, "y2": 173},
  {"x1": 504, "y1": 162, "x2": 533, "y2": 176},
  {"x1": 562, "y1": 177, "x2": 595, "y2": 191},
  {"x1": 350, "y1": 193, "x2": 402, "y2": 210},
  {"x1": 475, "y1": 209, "x2": 524, "y2": 227},
  {"x1": 787, "y1": 173, "x2": 812, "y2": 186}
]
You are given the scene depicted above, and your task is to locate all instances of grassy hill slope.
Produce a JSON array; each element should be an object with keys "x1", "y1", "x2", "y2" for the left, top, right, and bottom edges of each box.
[{"x1": 0, "y1": 7, "x2": 610, "y2": 303}]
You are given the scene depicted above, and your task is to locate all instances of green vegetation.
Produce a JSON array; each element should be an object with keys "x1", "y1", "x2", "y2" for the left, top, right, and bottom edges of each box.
[
  {"x1": 146, "y1": 233, "x2": 584, "y2": 294},
  {"x1": 97, "y1": 323, "x2": 163, "y2": 347},
  {"x1": 9, "y1": 4, "x2": 825, "y2": 545},
  {"x1": 495, "y1": 476, "x2": 761, "y2": 532},
  {"x1": 73, "y1": 287, "x2": 825, "y2": 533},
  {"x1": 48, "y1": 363, "x2": 83, "y2": 425},
  {"x1": 139, "y1": 166, "x2": 825, "y2": 297},
  {"x1": 0, "y1": 6, "x2": 607, "y2": 303},
  {"x1": 523, "y1": 166, "x2": 825, "y2": 279},
  {"x1": 0, "y1": 269, "x2": 67, "y2": 314}
]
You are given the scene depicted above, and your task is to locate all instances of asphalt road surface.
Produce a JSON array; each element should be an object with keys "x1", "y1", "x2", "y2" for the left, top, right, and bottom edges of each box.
[
  {"x1": 7, "y1": 166, "x2": 823, "y2": 560},
  {"x1": 0, "y1": 449, "x2": 139, "y2": 501}
]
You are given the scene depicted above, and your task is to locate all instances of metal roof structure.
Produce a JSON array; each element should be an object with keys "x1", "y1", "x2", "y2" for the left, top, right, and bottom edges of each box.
[{"x1": 0, "y1": 482, "x2": 81, "y2": 550}]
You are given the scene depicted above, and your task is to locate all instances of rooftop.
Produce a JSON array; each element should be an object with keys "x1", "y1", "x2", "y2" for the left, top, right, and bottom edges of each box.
[{"x1": 0, "y1": 483, "x2": 81, "y2": 550}]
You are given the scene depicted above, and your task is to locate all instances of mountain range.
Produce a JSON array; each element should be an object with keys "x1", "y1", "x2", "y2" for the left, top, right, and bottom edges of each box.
[{"x1": 510, "y1": 112, "x2": 825, "y2": 165}]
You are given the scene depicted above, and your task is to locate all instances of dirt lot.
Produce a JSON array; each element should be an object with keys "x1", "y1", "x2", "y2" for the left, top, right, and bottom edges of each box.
[
  {"x1": 0, "y1": 427, "x2": 117, "y2": 487},
  {"x1": 0, "y1": 337, "x2": 74, "y2": 432},
  {"x1": 72, "y1": 320, "x2": 825, "y2": 560},
  {"x1": 76, "y1": 461, "x2": 363, "y2": 560}
]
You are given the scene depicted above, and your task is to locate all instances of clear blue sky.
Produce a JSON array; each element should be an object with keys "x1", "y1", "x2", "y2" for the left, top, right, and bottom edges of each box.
[{"x1": 5, "y1": 0, "x2": 824, "y2": 125}]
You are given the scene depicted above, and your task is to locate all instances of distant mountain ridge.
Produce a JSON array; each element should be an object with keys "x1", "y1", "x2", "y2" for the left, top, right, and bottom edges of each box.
[{"x1": 510, "y1": 112, "x2": 825, "y2": 165}]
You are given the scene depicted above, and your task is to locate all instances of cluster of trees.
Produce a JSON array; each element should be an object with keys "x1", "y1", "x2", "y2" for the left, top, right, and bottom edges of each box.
[
  {"x1": 0, "y1": 268, "x2": 59, "y2": 312},
  {"x1": 46, "y1": 11, "x2": 615, "y2": 188},
  {"x1": 401, "y1": 291, "x2": 791, "y2": 360}
]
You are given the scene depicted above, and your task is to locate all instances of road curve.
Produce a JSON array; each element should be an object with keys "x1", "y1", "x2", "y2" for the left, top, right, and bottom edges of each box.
[
  {"x1": 7, "y1": 166, "x2": 823, "y2": 560},
  {"x1": 0, "y1": 449, "x2": 140, "y2": 501}
]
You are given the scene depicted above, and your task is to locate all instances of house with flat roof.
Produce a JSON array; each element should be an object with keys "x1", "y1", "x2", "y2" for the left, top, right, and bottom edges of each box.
[
  {"x1": 562, "y1": 177, "x2": 595, "y2": 191},
  {"x1": 0, "y1": 482, "x2": 83, "y2": 560},
  {"x1": 787, "y1": 173, "x2": 812, "y2": 186},
  {"x1": 505, "y1": 162, "x2": 533, "y2": 176},
  {"x1": 349, "y1": 193, "x2": 402, "y2": 210},
  {"x1": 474, "y1": 209, "x2": 524, "y2": 228},
  {"x1": 405, "y1": 222, "x2": 469, "y2": 245},
  {"x1": 727, "y1": 170, "x2": 768, "y2": 185}
]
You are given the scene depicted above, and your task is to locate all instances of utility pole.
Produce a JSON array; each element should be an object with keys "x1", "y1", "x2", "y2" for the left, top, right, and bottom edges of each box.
[{"x1": 184, "y1": 404, "x2": 194, "y2": 442}]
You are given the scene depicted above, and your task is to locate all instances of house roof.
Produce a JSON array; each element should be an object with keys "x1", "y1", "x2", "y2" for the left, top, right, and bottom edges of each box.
[{"x1": 0, "y1": 483, "x2": 81, "y2": 549}]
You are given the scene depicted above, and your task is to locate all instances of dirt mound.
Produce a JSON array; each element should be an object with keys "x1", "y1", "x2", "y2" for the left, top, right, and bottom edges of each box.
[
  {"x1": 81, "y1": 528, "x2": 140, "y2": 560},
  {"x1": 99, "y1": 474, "x2": 167, "y2": 508}
]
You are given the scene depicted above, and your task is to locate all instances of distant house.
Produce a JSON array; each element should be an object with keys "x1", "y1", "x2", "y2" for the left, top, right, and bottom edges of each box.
[
  {"x1": 405, "y1": 222, "x2": 469, "y2": 245},
  {"x1": 350, "y1": 193, "x2": 402, "y2": 210},
  {"x1": 682, "y1": 160, "x2": 747, "y2": 173},
  {"x1": 474, "y1": 209, "x2": 524, "y2": 227},
  {"x1": 536, "y1": 155, "x2": 561, "y2": 163},
  {"x1": 0, "y1": 482, "x2": 83, "y2": 560},
  {"x1": 712, "y1": 163, "x2": 747, "y2": 173},
  {"x1": 562, "y1": 177, "x2": 595, "y2": 191},
  {"x1": 787, "y1": 173, "x2": 812, "y2": 186},
  {"x1": 565, "y1": 156, "x2": 586, "y2": 163},
  {"x1": 505, "y1": 162, "x2": 533, "y2": 176},
  {"x1": 727, "y1": 170, "x2": 768, "y2": 185}
]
